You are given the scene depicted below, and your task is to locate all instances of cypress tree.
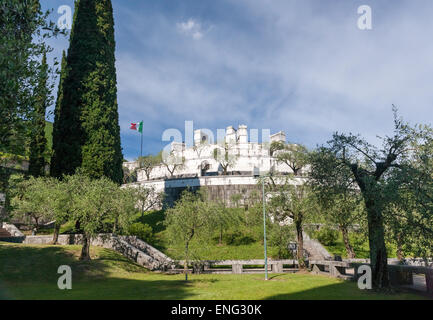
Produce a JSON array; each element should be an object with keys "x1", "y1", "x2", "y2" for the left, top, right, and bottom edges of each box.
[
  {"x1": 28, "y1": 52, "x2": 48, "y2": 177},
  {"x1": 51, "y1": 0, "x2": 123, "y2": 184},
  {"x1": 50, "y1": 50, "x2": 67, "y2": 178}
]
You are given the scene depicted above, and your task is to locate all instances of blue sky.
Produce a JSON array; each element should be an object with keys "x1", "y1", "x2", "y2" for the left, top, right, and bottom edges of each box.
[{"x1": 42, "y1": 0, "x2": 433, "y2": 160}]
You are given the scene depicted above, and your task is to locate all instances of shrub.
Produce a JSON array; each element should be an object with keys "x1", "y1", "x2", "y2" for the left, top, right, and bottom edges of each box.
[
  {"x1": 269, "y1": 223, "x2": 295, "y2": 259},
  {"x1": 222, "y1": 231, "x2": 255, "y2": 246},
  {"x1": 129, "y1": 223, "x2": 154, "y2": 243},
  {"x1": 315, "y1": 227, "x2": 339, "y2": 246}
]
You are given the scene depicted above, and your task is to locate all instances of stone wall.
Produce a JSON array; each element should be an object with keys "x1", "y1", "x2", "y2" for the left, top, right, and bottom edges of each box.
[
  {"x1": 132, "y1": 175, "x2": 305, "y2": 208},
  {"x1": 23, "y1": 234, "x2": 175, "y2": 271},
  {"x1": 163, "y1": 183, "x2": 261, "y2": 207}
]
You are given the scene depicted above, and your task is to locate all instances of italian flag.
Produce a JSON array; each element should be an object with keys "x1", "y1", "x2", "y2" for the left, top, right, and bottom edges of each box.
[{"x1": 130, "y1": 121, "x2": 143, "y2": 133}]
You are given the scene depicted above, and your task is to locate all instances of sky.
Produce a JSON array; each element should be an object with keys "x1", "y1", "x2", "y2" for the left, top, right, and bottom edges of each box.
[{"x1": 42, "y1": 0, "x2": 433, "y2": 161}]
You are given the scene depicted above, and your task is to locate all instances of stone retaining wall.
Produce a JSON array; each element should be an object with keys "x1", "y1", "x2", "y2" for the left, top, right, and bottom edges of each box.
[{"x1": 23, "y1": 234, "x2": 174, "y2": 271}]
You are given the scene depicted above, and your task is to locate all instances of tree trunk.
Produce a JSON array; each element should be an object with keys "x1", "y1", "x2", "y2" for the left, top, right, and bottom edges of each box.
[
  {"x1": 184, "y1": 242, "x2": 189, "y2": 281},
  {"x1": 366, "y1": 204, "x2": 389, "y2": 289},
  {"x1": 340, "y1": 225, "x2": 355, "y2": 259},
  {"x1": 80, "y1": 233, "x2": 91, "y2": 261},
  {"x1": 396, "y1": 233, "x2": 403, "y2": 261},
  {"x1": 52, "y1": 223, "x2": 60, "y2": 245},
  {"x1": 295, "y1": 219, "x2": 306, "y2": 269},
  {"x1": 33, "y1": 216, "x2": 39, "y2": 235},
  {"x1": 75, "y1": 219, "x2": 81, "y2": 232}
]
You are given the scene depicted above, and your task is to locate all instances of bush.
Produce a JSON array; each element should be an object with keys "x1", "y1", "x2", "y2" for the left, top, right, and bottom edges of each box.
[
  {"x1": 315, "y1": 227, "x2": 339, "y2": 246},
  {"x1": 223, "y1": 231, "x2": 255, "y2": 246},
  {"x1": 129, "y1": 223, "x2": 154, "y2": 243},
  {"x1": 269, "y1": 223, "x2": 295, "y2": 259}
]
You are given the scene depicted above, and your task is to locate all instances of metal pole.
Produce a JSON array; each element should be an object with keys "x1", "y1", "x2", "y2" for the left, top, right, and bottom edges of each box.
[
  {"x1": 140, "y1": 120, "x2": 143, "y2": 159},
  {"x1": 263, "y1": 179, "x2": 268, "y2": 280}
]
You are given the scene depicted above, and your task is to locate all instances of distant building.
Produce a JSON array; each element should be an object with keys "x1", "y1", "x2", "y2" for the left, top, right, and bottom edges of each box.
[{"x1": 124, "y1": 125, "x2": 303, "y2": 207}]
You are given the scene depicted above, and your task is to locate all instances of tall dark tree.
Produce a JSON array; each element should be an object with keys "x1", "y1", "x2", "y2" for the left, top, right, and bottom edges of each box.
[
  {"x1": 51, "y1": 0, "x2": 123, "y2": 184},
  {"x1": 28, "y1": 53, "x2": 49, "y2": 177},
  {"x1": 50, "y1": 50, "x2": 67, "y2": 178}
]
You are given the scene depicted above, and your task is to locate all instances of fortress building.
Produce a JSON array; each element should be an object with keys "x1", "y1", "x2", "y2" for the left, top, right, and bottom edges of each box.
[{"x1": 129, "y1": 125, "x2": 303, "y2": 206}]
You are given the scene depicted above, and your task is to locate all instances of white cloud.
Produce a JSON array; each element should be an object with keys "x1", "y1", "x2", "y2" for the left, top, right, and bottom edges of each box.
[
  {"x1": 177, "y1": 18, "x2": 204, "y2": 40},
  {"x1": 113, "y1": 1, "x2": 433, "y2": 158}
]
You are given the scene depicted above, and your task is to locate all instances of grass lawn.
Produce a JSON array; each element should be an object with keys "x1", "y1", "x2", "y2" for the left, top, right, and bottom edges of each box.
[{"x1": 0, "y1": 243, "x2": 427, "y2": 300}]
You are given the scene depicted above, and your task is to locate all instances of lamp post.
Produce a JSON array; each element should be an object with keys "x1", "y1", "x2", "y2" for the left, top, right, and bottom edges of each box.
[{"x1": 262, "y1": 177, "x2": 268, "y2": 281}]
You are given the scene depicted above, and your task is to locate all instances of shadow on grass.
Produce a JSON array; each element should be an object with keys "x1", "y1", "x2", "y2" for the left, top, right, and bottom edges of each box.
[
  {"x1": 265, "y1": 281, "x2": 428, "y2": 300},
  {"x1": 0, "y1": 243, "x2": 195, "y2": 300}
]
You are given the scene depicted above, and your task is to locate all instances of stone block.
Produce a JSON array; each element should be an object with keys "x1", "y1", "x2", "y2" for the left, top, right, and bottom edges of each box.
[{"x1": 232, "y1": 264, "x2": 243, "y2": 274}]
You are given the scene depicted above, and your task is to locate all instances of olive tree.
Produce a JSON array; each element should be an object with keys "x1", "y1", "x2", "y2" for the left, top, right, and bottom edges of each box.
[
  {"x1": 316, "y1": 109, "x2": 416, "y2": 289},
  {"x1": 164, "y1": 190, "x2": 215, "y2": 280},
  {"x1": 10, "y1": 176, "x2": 52, "y2": 234},
  {"x1": 309, "y1": 149, "x2": 364, "y2": 258},
  {"x1": 137, "y1": 153, "x2": 162, "y2": 180},
  {"x1": 213, "y1": 142, "x2": 238, "y2": 175},
  {"x1": 383, "y1": 124, "x2": 433, "y2": 265},
  {"x1": 130, "y1": 184, "x2": 163, "y2": 217},
  {"x1": 265, "y1": 176, "x2": 315, "y2": 269},
  {"x1": 67, "y1": 174, "x2": 136, "y2": 260}
]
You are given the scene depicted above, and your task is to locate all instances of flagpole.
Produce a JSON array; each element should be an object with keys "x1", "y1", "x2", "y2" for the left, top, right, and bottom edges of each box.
[{"x1": 140, "y1": 120, "x2": 143, "y2": 159}]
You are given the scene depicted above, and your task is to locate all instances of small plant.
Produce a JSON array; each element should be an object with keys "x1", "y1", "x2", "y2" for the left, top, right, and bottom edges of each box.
[{"x1": 128, "y1": 223, "x2": 154, "y2": 243}]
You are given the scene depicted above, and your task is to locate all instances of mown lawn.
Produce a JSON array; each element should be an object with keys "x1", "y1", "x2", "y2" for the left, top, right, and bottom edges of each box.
[{"x1": 0, "y1": 243, "x2": 426, "y2": 300}]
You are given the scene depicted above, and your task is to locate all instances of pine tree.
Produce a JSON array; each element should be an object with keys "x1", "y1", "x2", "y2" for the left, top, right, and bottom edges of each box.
[
  {"x1": 28, "y1": 52, "x2": 49, "y2": 177},
  {"x1": 51, "y1": 0, "x2": 123, "y2": 184}
]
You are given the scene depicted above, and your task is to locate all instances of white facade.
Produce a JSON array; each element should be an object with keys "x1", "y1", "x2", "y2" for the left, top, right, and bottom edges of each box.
[{"x1": 135, "y1": 125, "x2": 295, "y2": 182}]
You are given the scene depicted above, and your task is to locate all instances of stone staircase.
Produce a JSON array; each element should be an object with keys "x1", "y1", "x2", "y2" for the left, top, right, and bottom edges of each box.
[
  {"x1": 23, "y1": 233, "x2": 176, "y2": 271},
  {"x1": 0, "y1": 228, "x2": 11, "y2": 239},
  {"x1": 303, "y1": 232, "x2": 333, "y2": 261},
  {"x1": 119, "y1": 236, "x2": 175, "y2": 270}
]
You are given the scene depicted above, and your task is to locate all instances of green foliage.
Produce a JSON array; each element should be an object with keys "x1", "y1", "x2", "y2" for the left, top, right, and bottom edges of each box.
[
  {"x1": 383, "y1": 124, "x2": 433, "y2": 261},
  {"x1": 313, "y1": 109, "x2": 417, "y2": 288},
  {"x1": 51, "y1": 0, "x2": 123, "y2": 184},
  {"x1": 10, "y1": 172, "x2": 137, "y2": 258},
  {"x1": 0, "y1": 0, "x2": 60, "y2": 159},
  {"x1": 312, "y1": 228, "x2": 339, "y2": 246},
  {"x1": 130, "y1": 185, "x2": 163, "y2": 217},
  {"x1": 212, "y1": 199, "x2": 243, "y2": 244},
  {"x1": 273, "y1": 143, "x2": 309, "y2": 176},
  {"x1": 128, "y1": 223, "x2": 154, "y2": 243},
  {"x1": 28, "y1": 53, "x2": 49, "y2": 177},
  {"x1": 164, "y1": 190, "x2": 216, "y2": 261},
  {"x1": 50, "y1": 50, "x2": 67, "y2": 177},
  {"x1": 269, "y1": 223, "x2": 295, "y2": 259},
  {"x1": 67, "y1": 173, "x2": 136, "y2": 236}
]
